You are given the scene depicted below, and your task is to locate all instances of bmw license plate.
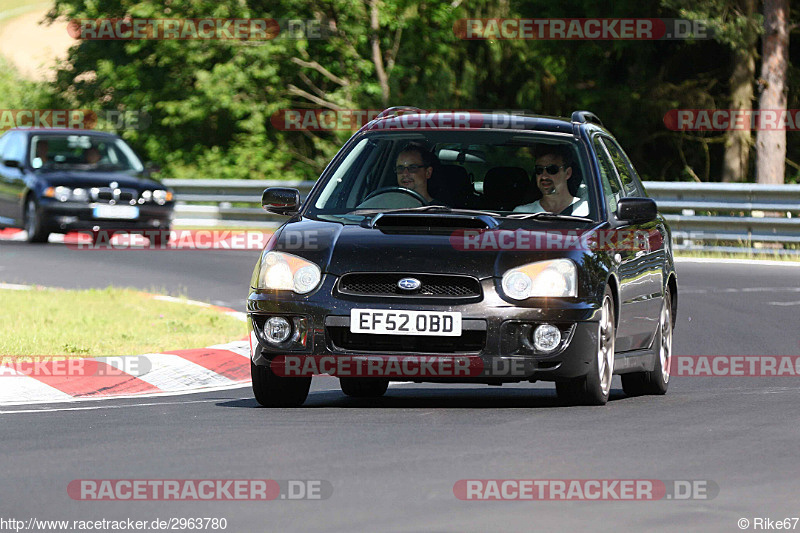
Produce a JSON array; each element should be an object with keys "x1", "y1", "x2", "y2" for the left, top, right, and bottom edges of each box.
[
  {"x1": 93, "y1": 205, "x2": 139, "y2": 219},
  {"x1": 350, "y1": 309, "x2": 462, "y2": 336}
]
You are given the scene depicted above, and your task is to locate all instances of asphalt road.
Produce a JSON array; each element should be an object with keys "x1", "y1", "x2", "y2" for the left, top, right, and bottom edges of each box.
[{"x1": 1, "y1": 240, "x2": 799, "y2": 533}]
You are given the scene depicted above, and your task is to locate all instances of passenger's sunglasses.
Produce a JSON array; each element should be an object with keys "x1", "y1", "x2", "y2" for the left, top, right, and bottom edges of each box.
[
  {"x1": 534, "y1": 164, "x2": 566, "y2": 176},
  {"x1": 395, "y1": 164, "x2": 428, "y2": 174}
]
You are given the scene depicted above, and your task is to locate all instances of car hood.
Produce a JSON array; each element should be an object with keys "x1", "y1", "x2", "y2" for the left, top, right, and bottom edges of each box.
[
  {"x1": 271, "y1": 216, "x2": 600, "y2": 278},
  {"x1": 37, "y1": 170, "x2": 163, "y2": 190}
]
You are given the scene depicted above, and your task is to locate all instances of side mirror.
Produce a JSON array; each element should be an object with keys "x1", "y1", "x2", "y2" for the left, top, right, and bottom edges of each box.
[
  {"x1": 262, "y1": 187, "x2": 300, "y2": 216},
  {"x1": 144, "y1": 162, "x2": 161, "y2": 175},
  {"x1": 3, "y1": 159, "x2": 21, "y2": 168},
  {"x1": 616, "y1": 197, "x2": 657, "y2": 224}
]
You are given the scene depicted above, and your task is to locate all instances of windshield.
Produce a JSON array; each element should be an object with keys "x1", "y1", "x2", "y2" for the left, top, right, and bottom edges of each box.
[
  {"x1": 29, "y1": 134, "x2": 144, "y2": 172},
  {"x1": 306, "y1": 131, "x2": 598, "y2": 221}
]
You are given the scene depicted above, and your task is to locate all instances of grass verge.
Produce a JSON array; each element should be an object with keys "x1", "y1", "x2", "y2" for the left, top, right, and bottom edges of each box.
[{"x1": 0, "y1": 287, "x2": 245, "y2": 357}]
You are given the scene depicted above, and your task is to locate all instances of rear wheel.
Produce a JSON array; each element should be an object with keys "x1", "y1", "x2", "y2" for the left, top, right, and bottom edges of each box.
[
  {"x1": 557, "y1": 286, "x2": 615, "y2": 406},
  {"x1": 251, "y1": 360, "x2": 311, "y2": 407},
  {"x1": 24, "y1": 198, "x2": 49, "y2": 243},
  {"x1": 340, "y1": 378, "x2": 389, "y2": 398},
  {"x1": 621, "y1": 287, "x2": 672, "y2": 396}
]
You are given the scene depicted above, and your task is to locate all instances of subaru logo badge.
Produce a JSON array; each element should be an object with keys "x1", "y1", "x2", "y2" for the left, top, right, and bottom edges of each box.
[{"x1": 398, "y1": 277, "x2": 421, "y2": 291}]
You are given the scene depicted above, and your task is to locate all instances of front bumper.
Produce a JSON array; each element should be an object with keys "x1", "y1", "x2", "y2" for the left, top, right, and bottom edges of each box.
[
  {"x1": 38, "y1": 199, "x2": 173, "y2": 233},
  {"x1": 247, "y1": 275, "x2": 602, "y2": 383}
]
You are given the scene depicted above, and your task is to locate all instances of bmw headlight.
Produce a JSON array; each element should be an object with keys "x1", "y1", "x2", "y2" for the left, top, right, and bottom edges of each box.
[
  {"x1": 44, "y1": 186, "x2": 89, "y2": 202},
  {"x1": 501, "y1": 259, "x2": 577, "y2": 299},
  {"x1": 152, "y1": 190, "x2": 173, "y2": 204},
  {"x1": 258, "y1": 251, "x2": 321, "y2": 294}
]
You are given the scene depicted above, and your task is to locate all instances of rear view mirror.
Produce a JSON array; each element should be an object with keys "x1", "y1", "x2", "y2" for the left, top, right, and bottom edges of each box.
[
  {"x1": 616, "y1": 197, "x2": 657, "y2": 224},
  {"x1": 262, "y1": 188, "x2": 300, "y2": 216}
]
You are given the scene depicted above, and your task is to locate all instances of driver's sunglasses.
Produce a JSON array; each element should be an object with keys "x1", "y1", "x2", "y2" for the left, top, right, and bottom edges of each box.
[
  {"x1": 535, "y1": 164, "x2": 566, "y2": 176},
  {"x1": 395, "y1": 164, "x2": 427, "y2": 174}
]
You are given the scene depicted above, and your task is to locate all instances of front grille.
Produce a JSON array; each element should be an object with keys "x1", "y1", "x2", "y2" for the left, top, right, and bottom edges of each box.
[
  {"x1": 338, "y1": 273, "x2": 481, "y2": 299},
  {"x1": 327, "y1": 327, "x2": 486, "y2": 353},
  {"x1": 90, "y1": 187, "x2": 138, "y2": 204}
]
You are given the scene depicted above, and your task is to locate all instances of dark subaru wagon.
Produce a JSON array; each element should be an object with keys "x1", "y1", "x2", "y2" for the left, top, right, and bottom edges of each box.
[{"x1": 247, "y1": 108, "x2": 677, "y2": 407}]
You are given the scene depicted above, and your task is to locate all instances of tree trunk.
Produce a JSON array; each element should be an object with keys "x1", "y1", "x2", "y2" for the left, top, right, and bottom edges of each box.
[
  {"x1": 368, "y1": 0, "x2": 390, "y2": 107},
  {"x1": 755, "y1": 0, "x2": 789, "y2": 184},
  {"x1": 721, "y1": 0, "x2": 757, "y2": 183}
]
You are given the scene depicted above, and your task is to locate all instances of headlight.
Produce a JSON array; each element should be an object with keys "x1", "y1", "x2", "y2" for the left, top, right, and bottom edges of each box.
[
  {"x1": 44, "y1": 186, "x2": 88, "y2": 202},
  {"x1": 72, "y1": 188, "x2": 88, "y2": 201},
  {"x1": 501, "y1": 259, "x2": 577, "y2": 299},
  {"x1": 152, "y1": 190, "x2": 173, "y2": 204},
  {"x1": 257, "y1": 251, "x2": 321, "y2": 294}
]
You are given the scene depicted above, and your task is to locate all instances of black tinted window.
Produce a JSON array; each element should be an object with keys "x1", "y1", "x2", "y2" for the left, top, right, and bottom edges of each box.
[{"x1": 601, "y1": 137, "x2": 643, "y2": 196}]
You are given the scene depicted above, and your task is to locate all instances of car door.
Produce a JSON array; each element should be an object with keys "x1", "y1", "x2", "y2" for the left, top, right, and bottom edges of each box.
[
  {"x1": 0, "y1": 131, "x2": 26, "y2": 224},
  {"x1": 593, "y1": 135, "x2": 661, "y2": 351}
]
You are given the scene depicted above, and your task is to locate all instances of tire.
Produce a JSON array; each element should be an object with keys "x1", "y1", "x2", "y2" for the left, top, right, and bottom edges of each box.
[
  {"x1": 24, "y1": 198, "x2": 50, "y2": 243},
  {"x1": 621, "y1": 287, "x2": 673, "y2": 396},
  {"x1": 556, "y1": 286, "x2": 615, "y2": 406},
  {"x1": 340, "y1": 378, "x2": 389, "y2": 398},
  {"x1": 251, "y1": 360, "x2": 311, "y2": 407}
]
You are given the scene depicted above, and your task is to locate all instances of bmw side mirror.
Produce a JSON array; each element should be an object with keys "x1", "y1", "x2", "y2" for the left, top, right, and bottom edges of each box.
[
  {"x1": 616, "y1": 197, "x2": 657, "y2": 224},
  {"x1": 144, "y1": 161, "x2": 161, "y2": 174},
  {"x1": 262, "y1": 188, "x2": 300, "y2": 216}
]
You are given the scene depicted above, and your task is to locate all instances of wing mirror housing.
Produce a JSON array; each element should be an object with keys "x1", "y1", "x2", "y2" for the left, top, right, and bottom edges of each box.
[
  {"x1": 616, "y1": 197, "x2": 657, "y2": 224},
  {"x1": 262, "y1": 187, "x2": 300, "y2": 216}
]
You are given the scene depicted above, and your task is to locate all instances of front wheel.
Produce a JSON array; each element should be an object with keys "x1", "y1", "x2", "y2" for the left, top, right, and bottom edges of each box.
[
  {"x1": 251, "y1": 360, "x2": 311, "y2": 407},
  {"x1": 24, "y1": 198, "x2": 50, "y2": 243},
  {"x1": 621, "y1": 287, "x2": 673, "y2": 396},
  {"x1": 557, "y1": 286, "x2": 615, "y2": 406}
]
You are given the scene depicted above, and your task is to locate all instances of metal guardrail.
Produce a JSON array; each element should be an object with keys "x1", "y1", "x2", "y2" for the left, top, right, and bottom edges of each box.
[{"x1": 163, "y1": 179, "x2": 800, "y2": 255}]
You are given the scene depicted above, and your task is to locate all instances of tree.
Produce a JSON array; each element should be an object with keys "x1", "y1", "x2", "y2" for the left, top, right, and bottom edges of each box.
[{"x1": 755, "y1": 0, "x2": 790, "y2": 184}]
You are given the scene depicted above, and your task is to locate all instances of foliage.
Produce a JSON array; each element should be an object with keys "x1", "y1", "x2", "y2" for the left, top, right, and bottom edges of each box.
[{"x1": 42, "y1": 0, "x2": 799, "y2": 182}]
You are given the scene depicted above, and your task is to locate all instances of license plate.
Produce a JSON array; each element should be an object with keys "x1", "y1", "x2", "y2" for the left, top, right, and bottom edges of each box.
[
  {"x1": 350, "y1": 309, "x2": 462, "y2": 336},
  {"x1": 93, "y1": 205, "x2": 139, "y2": 220}
]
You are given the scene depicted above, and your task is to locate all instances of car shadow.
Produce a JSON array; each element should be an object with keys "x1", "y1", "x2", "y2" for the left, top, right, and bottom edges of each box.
[{"x1": 218, "y1": 387, "x2": 628, "y2": 409}]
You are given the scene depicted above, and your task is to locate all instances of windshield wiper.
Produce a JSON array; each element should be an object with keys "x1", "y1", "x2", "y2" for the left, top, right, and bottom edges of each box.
[{"x1": 504, "y1": 212, "x2": 595, "y2": 223}]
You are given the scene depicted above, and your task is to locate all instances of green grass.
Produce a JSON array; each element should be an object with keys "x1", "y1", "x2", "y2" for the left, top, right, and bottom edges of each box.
[{"x1": 0, "y1": 287, "x2": 245, "y2": 357}]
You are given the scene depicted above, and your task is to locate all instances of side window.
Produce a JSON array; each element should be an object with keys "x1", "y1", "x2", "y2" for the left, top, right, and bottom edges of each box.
[
  {"x1": 601, "y1": 137, "x2": 643, "y2": 197},
  {"x1": 4, "y1": 133, "x2": 25, "y2": 163},
  {"x1": 0, "y1": 133, "x2": 10, "y2": 158},
  {"x1": 593, "y1": 137, "x2": 622, "y2": 213}
]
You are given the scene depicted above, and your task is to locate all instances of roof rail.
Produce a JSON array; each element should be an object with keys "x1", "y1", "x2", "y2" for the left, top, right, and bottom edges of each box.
[
  {"x1": 571, "y1": 110, "x2": 604, "y2": 127},
  {"x1": 375, "y1": 106, "x2": 424, "y2": 120}
]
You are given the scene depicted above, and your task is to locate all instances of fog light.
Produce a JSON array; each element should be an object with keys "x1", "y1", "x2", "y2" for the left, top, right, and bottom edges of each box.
[
  {"x1": 264, "y1": 317, "x2": 292, "y2": 344},
  {"x1": 533, "y1": 324, "x2": 561, "y2": 353}
]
